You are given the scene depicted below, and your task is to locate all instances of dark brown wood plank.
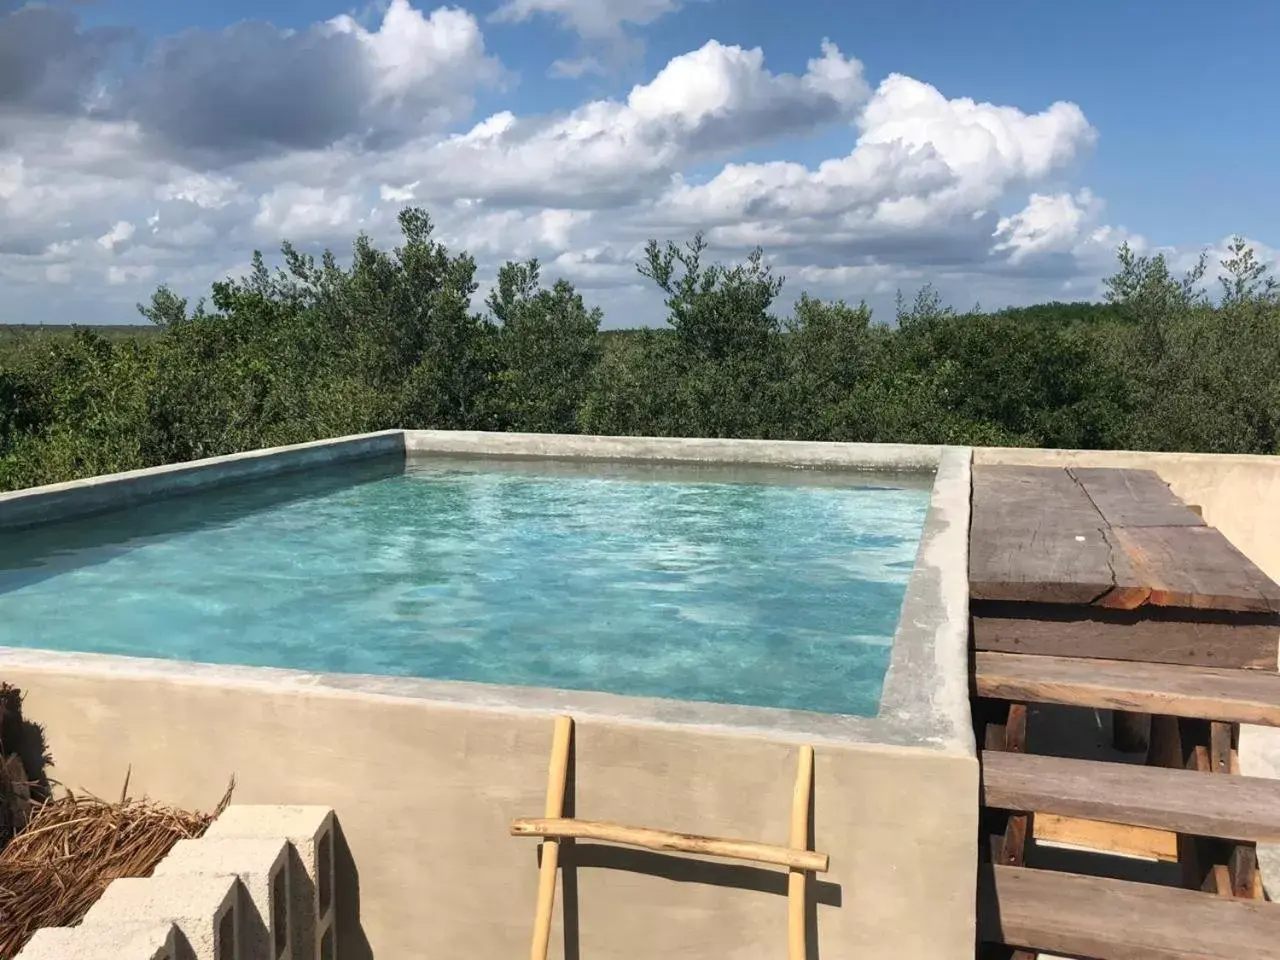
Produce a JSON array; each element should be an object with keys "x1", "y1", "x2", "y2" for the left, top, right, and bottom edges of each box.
[
  {"x1": 1210, "y1": 722, "x2": 1233, "y2": 774},
  {"x1": 1204, "y1": 863, "x2": 1233, "y2": 897},
  {"x1": 1069, "y1": 467, "x2": 1206, "y2": 528},
  {"x1": 1231, "y1": 845, "x2": 1260, "y2": 899},
  {"x1": 1109, "y1": 525, "x2": 1280, "y2": 614},
  {"x1": 978, "y1": 863, "x2": 1280, "y2": 959},
  {"x1": 998, "y1": 815, "x2": 1028, "y2": 866},
  {"x1": 983, "y1": 723, "x2": 1007, "y2": 752},
  {"x1": 980, "y1": 750, "x2": 1280, "y2": 842},
  {"x1": 1148, "y1": 715, "x2": 1185, "y2": 769},
  {"x1": 969, "y1": 466, "x2": 1117, "y2": 605},
  {"x1": 1003, "y1": 704, "x2": 1027, "y2": 753},
  {"x1": 970, "y1": 464, "x2": 1280, "y2": 614},
  {"x1": 1113, "y1": 710, "x2": 1150, "y2": 753},
  {"x1": 974, "y1": 652, "x2": 1280, "y2": 726},
  {"x1": 971, "y1": 602, "x2": 1280, "y2": 671}
]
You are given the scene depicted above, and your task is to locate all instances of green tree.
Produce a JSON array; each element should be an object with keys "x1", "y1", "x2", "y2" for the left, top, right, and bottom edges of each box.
[{"x1": 488, "y1": 259, "x2": 601, "y2": 433}]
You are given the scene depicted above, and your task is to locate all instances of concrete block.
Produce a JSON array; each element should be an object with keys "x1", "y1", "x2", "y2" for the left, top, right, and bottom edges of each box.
[
  {"x1": 205, "y1": 807, "x2": 335, "y2": 960},
  {"x1": 83, "y1": 875, "x2": 241, "y2": 960},
  {"x1": 156, "y1": 838, "x2": 291, "y2": 960},
  {"x1": 16, "y1": 922, "x2": 178, "y2": 960}
]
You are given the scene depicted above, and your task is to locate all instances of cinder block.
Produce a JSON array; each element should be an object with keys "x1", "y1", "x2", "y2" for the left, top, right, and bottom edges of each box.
[
  {"x1": 205, "y1": 807, "x2": 335, "y2": 960},
  {"x1": 156, "y1": 838, "x2": 291, "y2": 960},
  {"x1": 16, "y1": 921, "x2": 178, "y2": 960},
  {"x1": 83, "y1": 875, "x2": 241, "y2": 960}
]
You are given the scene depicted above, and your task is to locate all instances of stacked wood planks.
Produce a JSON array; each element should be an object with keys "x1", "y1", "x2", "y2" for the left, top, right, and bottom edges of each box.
[{"x1": 970, "y1": 464, "x2": 1280, "y2": 960}]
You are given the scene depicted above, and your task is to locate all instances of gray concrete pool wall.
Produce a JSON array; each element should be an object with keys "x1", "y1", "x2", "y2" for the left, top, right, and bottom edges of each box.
[
  {"x1": 0, "y1": 430, "x2": 978, "y2": 959},
  {"x1": 0, "y1": 430, "x2": 405, "y2": 531}
]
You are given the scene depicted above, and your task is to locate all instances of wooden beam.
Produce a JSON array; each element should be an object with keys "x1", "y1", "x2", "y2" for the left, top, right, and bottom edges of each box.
[
  {"x1": 969, "y1": 465, "x2": 1118, "y2": 605},
  {"x1": 979, "y1": 863, "x2": 1280, "y2": 959},
  {"x1": 975, "y1": 652, "x2": 1280, "y2": 727},
  {"x1": 1114, "y1": 711, "x2": 1150, "y2": 753},
  {"x1": 529, "y1": 716, "x2": 573, "y2": 960},
  {"x1": 980, "y1": 750, "x2": 1280, "y2": 842},
  {"x1": 1033, "y1": 812, "x2": 1178, "y2": 862},
  {"x1": 971, "y1": 602, "x2": 1279, "y2": 671},
  {"x1": 788, "y1": 745, "x2": 813, "y2": 960},
  {"x1": 970, "y1": 464, "x2": 1280, "y2": 614},
  {"x1": 1204, "y1": 864, "x2": 1234, "y2": 898},
  {"x1": 1004, "y1": 704, "x2": 1028, "y2": 753},
  {"x1": 1066, "y1": 467, "x2": 1205, "y2": 528},
  {"x1": 1230, "y1": 845, "x2": 1260, "y2": 900},
  {"x1": 511, "y1": 818, "x2": 830, "y2": 873},
  {"x1": 1109, "y1": 524, "x2": 1280, "y2": 614},
  {"x1": 1210, "y1": 721, "x2": 1233, "y2": 774}
]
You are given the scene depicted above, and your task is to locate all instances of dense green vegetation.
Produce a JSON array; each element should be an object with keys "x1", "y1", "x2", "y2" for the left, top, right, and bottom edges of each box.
[{"x1": 2, "y1": 208, "x2": 1278, "y2": 491}]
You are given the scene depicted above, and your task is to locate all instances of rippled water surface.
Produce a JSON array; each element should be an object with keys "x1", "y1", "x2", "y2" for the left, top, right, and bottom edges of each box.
[{"x1": 0, "y1": 457, "x2": 931, "y2": 715}]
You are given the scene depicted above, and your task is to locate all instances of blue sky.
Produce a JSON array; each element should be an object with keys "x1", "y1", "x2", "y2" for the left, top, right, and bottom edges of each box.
[{"x1": 3, "y1": 0, "x2": 1278, "y2": 325}]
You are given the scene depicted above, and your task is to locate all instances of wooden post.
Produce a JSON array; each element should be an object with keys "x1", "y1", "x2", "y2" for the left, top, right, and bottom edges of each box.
[
  {"x1": 530, "y1": 716, "x2": 573, "y2": 960},
  {"x1": 1113, "y1": 711, "x2": 1150, "y2": 754},
  {"x1": 788, "y1": 745, "x2": 814, "y2": 960}
]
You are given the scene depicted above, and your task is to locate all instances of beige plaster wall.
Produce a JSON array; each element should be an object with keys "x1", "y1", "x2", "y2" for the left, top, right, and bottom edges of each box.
[
  {"x1": 8, "y1": 660, "x2": 978, "y2": 960},
  {"x1": 974, "y1": 448, "x2": 1280, "y2": 583}
]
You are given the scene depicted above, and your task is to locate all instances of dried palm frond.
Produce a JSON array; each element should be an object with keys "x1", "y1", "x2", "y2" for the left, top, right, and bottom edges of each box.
[{"x1": 0, "y1": 776, "x2": 233, "y2": 958}]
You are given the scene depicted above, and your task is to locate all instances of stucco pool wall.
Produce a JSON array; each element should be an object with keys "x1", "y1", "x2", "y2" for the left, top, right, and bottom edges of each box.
[
  {"x1": 0, "y1": 430, "x2": 407, "y2": 531},
  {"x1": 0, "y1": 431, "x2": 978, "y2": 959}
]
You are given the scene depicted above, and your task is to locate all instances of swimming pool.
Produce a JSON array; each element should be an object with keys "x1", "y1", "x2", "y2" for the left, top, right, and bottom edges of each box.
[{"x1": 0, "y1": 455, "x2": 930, "y2": 716}]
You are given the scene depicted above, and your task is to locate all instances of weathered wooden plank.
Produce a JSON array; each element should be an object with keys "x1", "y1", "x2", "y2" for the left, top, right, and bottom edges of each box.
[
  {"x1": 1068, "y1": 467, "x2": 1206, "y2": 528},
  {"x1": 1231, "y1": 845, "x2": 1260, "y2": 899},
  {"x1": 969, "y1": 466, "x2": 1117, "y2": 605},
  {"x1": 1109, "y1": 525, "x2": 1280, "y2": 614},
  {"x1": 1210, "y1": 721, "x2": 1233, "y2": 774},
  {"x1": 1148, "y1": 715, "x2": 1186, "y2": 769},
  {"x1": 970, "y1": 464, "x2": 1280, "y2": 614},
  {"x1": 978, "y1": 863, "x2": 1280, "y2": 959},
  {"x1": 999, "y1": 814, "x2": 1028, "y2": 866},
  {"x1": 1113, "y1": 710, "x2": 1150, "y2": 753},
  {"x1": 971, "y1": 602, "x2": 1280, "y2": 671},
  {"x1": 974, "y1": 652, "x2": 1280, "y2": 726},
  {"x1": 981, "y1": 750, "x2": 1280, "y2": 842},
  {"x1": 1003, "y1": 704, "x2": 1027, "y2": 753},
  {"x1": 1204, "y1": 863, "x2": 1234, "y2": 897},
  {"x1": 1033, "y1": 812, "x2": 1178, "y2": 862}
]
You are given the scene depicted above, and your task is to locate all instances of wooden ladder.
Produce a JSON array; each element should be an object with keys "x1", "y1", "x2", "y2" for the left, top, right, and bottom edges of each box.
[{"x1": 513, "y1": 716, "x2": 829, "y2": 960}]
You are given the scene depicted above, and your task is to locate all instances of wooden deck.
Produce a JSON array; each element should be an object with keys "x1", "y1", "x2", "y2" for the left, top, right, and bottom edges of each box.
[{"x1": 970, "y1": 464, "x2": 1280, "y2": 960}]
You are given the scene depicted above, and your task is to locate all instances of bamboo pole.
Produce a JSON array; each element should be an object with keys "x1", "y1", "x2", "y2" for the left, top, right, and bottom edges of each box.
[
  {"x1": 530, "y1": 716, "x2": 574, "y2": 960},
  {"x1": 788, "y1": 745, "x2": 814, "y2": 960},
  {"x1": 511, "y1": 817, "x2": 829, "y2": 873}
]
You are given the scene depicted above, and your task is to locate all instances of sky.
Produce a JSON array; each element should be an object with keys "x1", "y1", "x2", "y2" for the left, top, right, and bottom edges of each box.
[{"x1": 2, "y1": 0, "x2": 1278, "y2": 327}]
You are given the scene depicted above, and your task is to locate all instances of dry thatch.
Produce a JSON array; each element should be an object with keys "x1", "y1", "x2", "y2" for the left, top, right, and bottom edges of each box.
[
  {"x1": 0, "y1": 781, "x2": 234, "y2": 958},
  {"x1": 0, "y1": 682, "x2": 234, "y2": 957}
]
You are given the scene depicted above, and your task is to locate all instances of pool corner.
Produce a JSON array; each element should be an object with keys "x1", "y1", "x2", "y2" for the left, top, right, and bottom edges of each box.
[{"x1": 0, "y1": 430, "x2": 980, "y2": 960}]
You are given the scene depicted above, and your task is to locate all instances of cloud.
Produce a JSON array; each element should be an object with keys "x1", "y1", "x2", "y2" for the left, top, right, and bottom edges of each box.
[
  {"x1": 493, "y1": 0, "x2": 681, "y2": 38},
  {"x1": 0, "y1": 3, "x2": 131, "y2": 114},
  {"x1": 253, "y1": 185, "x2": 363, "y2": 241},
  {"x1": 96, "y1": 220, "x2": 135, "y2": 251},
  {"x1": 492, "y1": 0, "x2": 684, "y2": 73},
  {"x1": 0, "y1": 3, "x2": 1264, "y2": 326},
  {"x1": 0, "y1": 1, "x2": 500, "y2": 164},
  {"x1": 116, "y1": 0, "x2": 499, "y2": 162},
  {"x1": 644, "y1": 72, "x2": 1097, "y2": 279},
  {"x1": 383, "y1": 40, "x2": 869, "y2": 207}
]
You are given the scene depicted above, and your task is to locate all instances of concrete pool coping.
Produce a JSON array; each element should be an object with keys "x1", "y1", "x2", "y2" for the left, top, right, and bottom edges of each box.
[{"x1": 0, "y1": 430, "x2": 975, "y2": 759}]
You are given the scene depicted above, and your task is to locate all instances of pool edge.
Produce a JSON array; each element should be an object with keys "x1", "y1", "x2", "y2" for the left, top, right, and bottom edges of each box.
[
  {"x1": 0, "y1": 430, "x2": 974, "y2": 758},
  {"x1": 0, "y1": 430, "x2": 407, "y2": 531}
]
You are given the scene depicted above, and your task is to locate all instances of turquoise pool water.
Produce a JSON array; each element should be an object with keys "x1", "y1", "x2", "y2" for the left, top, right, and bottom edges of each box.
[{"x1": 0, "y1": 457, "x2": 931, "y2": 716}]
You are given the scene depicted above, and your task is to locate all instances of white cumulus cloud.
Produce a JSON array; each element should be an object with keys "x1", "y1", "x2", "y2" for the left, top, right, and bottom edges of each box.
[{"x1": 0, "y1": 0, "x2": 1265, "y2": 326}]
